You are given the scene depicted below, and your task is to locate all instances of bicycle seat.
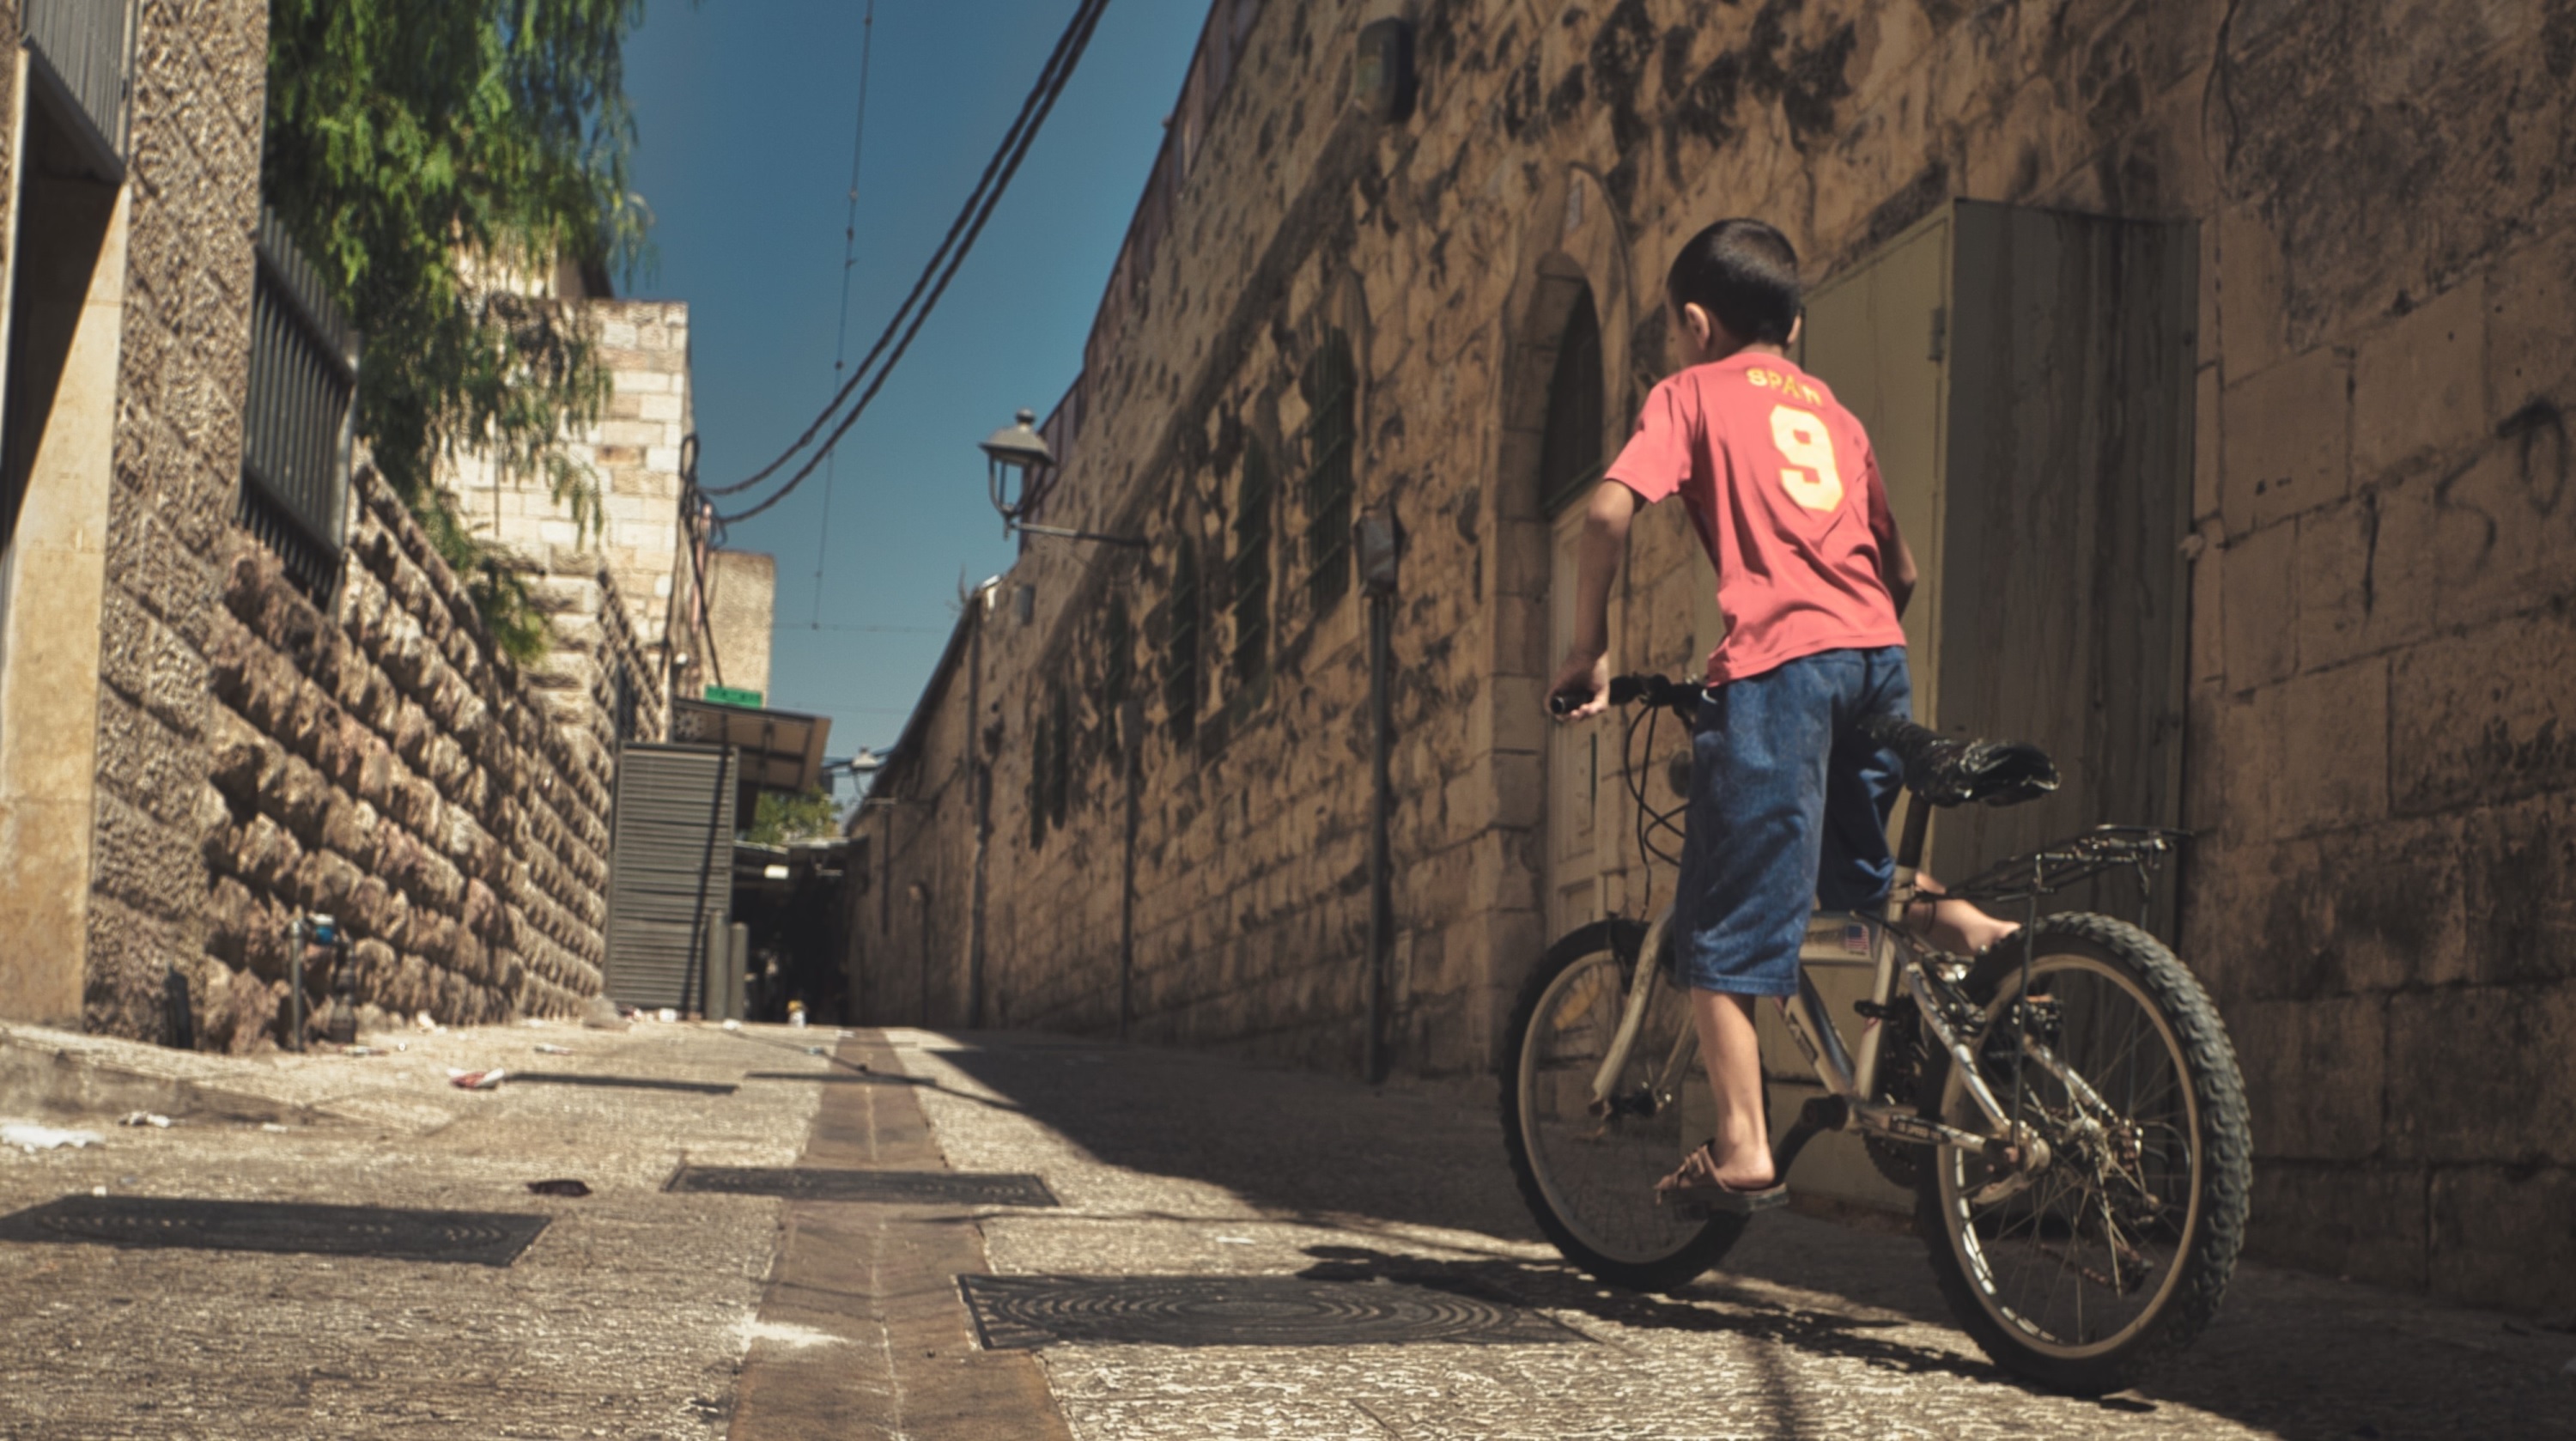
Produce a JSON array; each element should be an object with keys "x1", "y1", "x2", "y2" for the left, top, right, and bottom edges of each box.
[{"x1": 1861, "y1": 715, "x2": 2060, "y2": 808}]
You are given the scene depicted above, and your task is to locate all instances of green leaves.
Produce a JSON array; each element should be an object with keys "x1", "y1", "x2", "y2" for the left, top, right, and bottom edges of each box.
[
  {"x1": 264, "y1": 0, "x2": 653, "y2": 661},
  {"x1": 746, "y1": 789, "x2": 841, "y2": 847}
]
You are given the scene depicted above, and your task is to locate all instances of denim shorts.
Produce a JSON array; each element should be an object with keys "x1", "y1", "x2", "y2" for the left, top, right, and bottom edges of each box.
[{"x1": 1672, "y1": 646, "x2": 1911, "y2": 997}]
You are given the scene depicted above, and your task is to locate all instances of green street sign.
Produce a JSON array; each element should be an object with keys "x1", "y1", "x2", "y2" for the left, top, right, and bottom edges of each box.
[{"x1": 704, "y1": 685, "x2": 763, "y2": 708}]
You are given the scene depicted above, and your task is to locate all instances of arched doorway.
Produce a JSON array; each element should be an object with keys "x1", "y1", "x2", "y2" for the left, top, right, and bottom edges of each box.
[{"x1": 1540, "y1": 286, "x2": 1610, "y2": 941}]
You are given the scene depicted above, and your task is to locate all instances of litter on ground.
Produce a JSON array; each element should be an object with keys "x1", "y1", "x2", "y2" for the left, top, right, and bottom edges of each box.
[{"x1": 3, "y1": 1122, "x2": 104, "y2": 1152}]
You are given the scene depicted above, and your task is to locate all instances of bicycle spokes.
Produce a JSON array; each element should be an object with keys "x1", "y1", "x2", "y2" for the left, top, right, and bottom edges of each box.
[{"x1": 1938, "y1": 955, "x2": 2199, "y2": 1356}]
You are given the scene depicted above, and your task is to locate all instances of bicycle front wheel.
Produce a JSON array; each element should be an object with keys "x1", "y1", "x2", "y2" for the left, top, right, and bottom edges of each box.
[
  {"x1": 1501, "y1": 920, "x2": 1745, "y2": 1292},
  {"x1": 1915, "y1": 914, "x2": 2251, "y2": 1394}
]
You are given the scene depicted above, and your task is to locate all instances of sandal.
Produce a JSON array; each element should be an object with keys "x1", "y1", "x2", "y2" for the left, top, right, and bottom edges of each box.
[{"x1": 1656, "y1": 1139, "x2": 1789, "y2": 1215}]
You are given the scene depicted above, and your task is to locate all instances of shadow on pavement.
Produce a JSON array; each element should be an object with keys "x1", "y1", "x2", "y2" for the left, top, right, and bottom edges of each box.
[
  {"x1": 1297, "y1": 1243, "x2": 2014, "y2": 1388},
  {"x1": 927, "y1": 1033, "x2": 1540, "y2": 1243},
  {"x1": 919, "y1": 1031, "x2": 2576, "y2": 1441}
]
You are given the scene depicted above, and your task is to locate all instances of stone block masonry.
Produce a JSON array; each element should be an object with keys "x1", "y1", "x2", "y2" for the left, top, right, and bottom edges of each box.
[
  {"x1": 179, "y1": 471, "x2": 615, "y2": 1048},
  {"x1": 843, "y1": 0, "x2": 2576, "y2": 1317}
]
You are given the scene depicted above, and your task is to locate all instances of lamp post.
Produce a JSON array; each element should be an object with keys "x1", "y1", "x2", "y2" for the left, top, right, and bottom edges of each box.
[{"x1": 983, "y1": 408, "x2": 1143, "y2": 547}]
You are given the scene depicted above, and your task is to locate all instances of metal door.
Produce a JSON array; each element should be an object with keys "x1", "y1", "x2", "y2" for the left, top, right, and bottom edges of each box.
[{"x1": 603, "y1": 743, "x2": 738, "y2": 1009}]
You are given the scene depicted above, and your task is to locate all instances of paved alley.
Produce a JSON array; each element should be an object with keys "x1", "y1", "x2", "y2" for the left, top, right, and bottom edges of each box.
[{"x1": 2, "y1": 1023, "x2": 2570, "y2": 1439}]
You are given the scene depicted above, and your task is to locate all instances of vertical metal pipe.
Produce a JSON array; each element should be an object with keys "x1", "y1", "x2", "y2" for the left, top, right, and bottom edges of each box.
[
  {"x1": 288, "y1": 918, "x2": 306, "y2": 1052},
  {"x1": 726, "y1": 921, "x2": 750, "y2": 1022},
  {"x1": 1118, "y1": 697, "x2": 1143, "y2": 1042},
  {"x1": 1364, "y1": 591, "x2": 1393, "y2": 1084},
  {"x1": 966, "y1": 586, "x2": 989, "y2": 1030}
]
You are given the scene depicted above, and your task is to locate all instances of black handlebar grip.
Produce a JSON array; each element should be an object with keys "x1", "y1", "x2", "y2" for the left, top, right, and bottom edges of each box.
[{"x1": 1547, "y1": 688, "x2": 1591, "y2": 716}]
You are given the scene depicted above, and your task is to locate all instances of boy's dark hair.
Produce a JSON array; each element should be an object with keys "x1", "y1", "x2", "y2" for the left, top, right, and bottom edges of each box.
[{"x1": 1666, "y1": 219, "x2": 1801, "y2": 346}]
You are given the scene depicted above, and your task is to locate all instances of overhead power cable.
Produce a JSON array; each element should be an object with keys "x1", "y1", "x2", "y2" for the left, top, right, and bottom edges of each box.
[
  {"x1": 702, "y1": 0, "x2": 1110, "y2": 515},
  {"x1": 812, "y1": 0, "x2": 879, "y2": 628}
]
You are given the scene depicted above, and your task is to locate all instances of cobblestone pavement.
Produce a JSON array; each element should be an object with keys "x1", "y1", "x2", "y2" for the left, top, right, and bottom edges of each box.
[
  {"x1": 887, "y1": 1030, "x2": 2576, "y2": 1441},
  {"x1": 5, "y1": 1024, "x2": 2572, "y2": 1438},
  {"x1": 0, "y1": 1020, "x2": 836, "y2": 1440}
]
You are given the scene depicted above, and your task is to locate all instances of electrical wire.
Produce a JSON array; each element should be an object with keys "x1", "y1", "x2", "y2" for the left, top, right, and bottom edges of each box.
[
  {"x1": 812, "y1": 0, "x2": 879, "y2": 628},
  {"x1": 702, "y1": 0, "x2": 1111, "y2": 509},
  {"x1": 712, "y1": 0, "x2": 1109, "y2": 525}
]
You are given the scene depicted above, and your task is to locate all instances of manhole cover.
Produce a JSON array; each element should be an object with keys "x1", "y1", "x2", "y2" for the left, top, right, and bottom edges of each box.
[
  {"x1": 0, "y1": 1195, "x2": 549, "y2": 1267},
  {"x1": 958, "y1": 1274, "x2": 1582, "y2": 1349},
  {"x1": 665, "y1": 1166, "x2": 1057, "y2": 1207},
  {"x1": 513, "y1": 1072, "x2": 739, "y2": 1095}
]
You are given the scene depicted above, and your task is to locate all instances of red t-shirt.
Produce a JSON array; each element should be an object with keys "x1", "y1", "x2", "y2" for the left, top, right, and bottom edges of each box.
[{"x1": 1605, "y1": 352, "x2": 1906, "y2": 684}]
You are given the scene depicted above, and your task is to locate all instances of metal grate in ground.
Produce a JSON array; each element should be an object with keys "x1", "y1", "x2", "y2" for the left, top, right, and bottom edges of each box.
[
  {"x1": 510, "y1": 1072, "x2": 739, "y2": 1095},
  {"x1": 664, "y1": 1165, "x2": 1057, "y2": 1207},
  {"x1": 0, "y1": 1195, "x2": 550, "y2": 1266},
  {"x1": 958, "y1": 1274, "x2": 1585, "y2": 1349}
]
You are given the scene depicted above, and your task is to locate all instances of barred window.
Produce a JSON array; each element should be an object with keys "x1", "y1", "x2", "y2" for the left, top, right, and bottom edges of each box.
[
  {"x1": 1230, "y1": 440, "x2": 1273, "y2": 681},
  {"x1": 1165, "y1": 538, "x2": 1200, "y2": 744},
  {"x1": 1047, "y1": 684, "x2": 1073, "y2": 830},
  {"x1": 1103, "y1": 601, "x2": 1133, "y2": 708},
  {"x1": 1539, "y1": 289, "x2": 1605, "y2": 516},
  {"x1": 240, "y1": 209, "x2": 360, "y2": 603},
  {"x1": 1299, "y1": 331, "x2": 1356, "y2": 611},
  {"x1": 1027, "y1": 701, "x2": 1050, "y2": 851}
]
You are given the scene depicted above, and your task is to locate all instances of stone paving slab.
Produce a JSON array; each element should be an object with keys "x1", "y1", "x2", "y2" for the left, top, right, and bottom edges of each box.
[
  {"x1": 0, "y1": 1021, "x2": 829, "y2": 1440},
  {"x1": 883, "y1": 1029, "x2": 2576, "y2": 1441}
]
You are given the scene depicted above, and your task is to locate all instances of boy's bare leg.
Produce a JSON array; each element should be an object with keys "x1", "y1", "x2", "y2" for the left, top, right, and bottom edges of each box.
[
  {"x1": 1908, "y1": 874, "x2": 2020, "y2": 957},
  {"x1": 1657, "y1": 988, "x2": 1776, "y2": 1193}
]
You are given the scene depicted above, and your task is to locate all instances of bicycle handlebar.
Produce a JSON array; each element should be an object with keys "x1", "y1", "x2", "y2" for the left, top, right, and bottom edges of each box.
[{"x1": 1547, "y1": 672, "x2": 1704, "y2": 717}]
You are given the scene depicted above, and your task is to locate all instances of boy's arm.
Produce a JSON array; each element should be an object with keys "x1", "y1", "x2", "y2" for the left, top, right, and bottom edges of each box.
[
  {"x1": 1880, "y1": 518, "x2": 1918, "y2": 619},
  {"x1": 1546, "y1": 480, "x2": 1640, "y2": 720},
  {"x1": 1863, "y1": 452, "x2": 1918, "y2": 619}
]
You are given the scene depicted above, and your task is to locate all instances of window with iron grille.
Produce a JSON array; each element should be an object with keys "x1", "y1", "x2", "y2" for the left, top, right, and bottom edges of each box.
[
  {"x1": 1165, "y1": 538, "x2": 1200, "y2": 745},
  {"x1": 1540, "y1": 289, "x2": 1607, "y2": 517},
  {"x1": 1230, "y1": 440, "x2": 1273, "y2": 682},
  {"x1": 1299, "y1": 331, "x2": 1356, "y2": 612},
  {"x1": 1047, "y1": 684, "x2": 1073, "y2": 830},
  {"x1": 23, "y1": 0, "x2": 138, "y2": 166},
  {"x1": 1103, "y1": 601, "x2": 1133, "y2": 708},
  {"x1": 239, "y1": 209, "x2": 360, "y2": 604},
  {"x1": 1027, "y1": 702, "x2": 1052, "y2": 850}
]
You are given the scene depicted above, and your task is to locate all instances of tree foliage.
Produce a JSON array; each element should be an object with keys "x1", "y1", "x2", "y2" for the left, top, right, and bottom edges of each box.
[
  {"x1": 263, "y1": 0, "x2": 653, "y2": 660},
  {"x1": 746, "y1": 788, "x2": 841, "y2": 847}
]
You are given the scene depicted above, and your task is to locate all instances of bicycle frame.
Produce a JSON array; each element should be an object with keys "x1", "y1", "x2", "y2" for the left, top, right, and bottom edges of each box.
[{"x1": 1586, "y1": 794, "x2": 2023, "y2": 1160}]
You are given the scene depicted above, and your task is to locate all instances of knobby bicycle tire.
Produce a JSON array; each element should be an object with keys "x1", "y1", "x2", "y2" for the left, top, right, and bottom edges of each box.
[
  {"x1": 1500, "y1": 919, "x2": 1747, "y2": 1292},
  {"x1": 1913, "y1": 913, "x2": 2251, "y2": 1394}
]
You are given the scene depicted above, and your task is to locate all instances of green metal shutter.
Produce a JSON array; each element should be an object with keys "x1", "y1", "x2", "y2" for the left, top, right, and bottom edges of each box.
[{"x1": 604, "y1": 744, "x2": 738, "y2": 1009}]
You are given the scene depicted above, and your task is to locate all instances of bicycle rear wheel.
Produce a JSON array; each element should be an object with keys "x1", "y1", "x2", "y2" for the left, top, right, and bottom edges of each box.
[
  {"x1": 1915, "y1": 914, "x2": 2251, "y2": 1394},
  {"x1": 1501, "y1": 920, "x2": 1746, "y2": 1292}
]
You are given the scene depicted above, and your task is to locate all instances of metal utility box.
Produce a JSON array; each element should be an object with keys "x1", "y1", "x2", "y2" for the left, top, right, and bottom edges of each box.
[
  {"x1": 604, "y1": 743, "x2": 738, "y2": 1011},
  {"x1": 1801, "y1": 199, "x2": 2197, "y2": 899},
  {"x1": 1750, "y1": 202, "x2": 2197, "y2": 1213}
]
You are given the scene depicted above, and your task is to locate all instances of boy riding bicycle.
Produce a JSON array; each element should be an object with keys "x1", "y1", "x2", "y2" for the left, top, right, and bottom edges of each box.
[{"x1": 1546, "y1": 219, "x2": 2014, "y2": 1209}]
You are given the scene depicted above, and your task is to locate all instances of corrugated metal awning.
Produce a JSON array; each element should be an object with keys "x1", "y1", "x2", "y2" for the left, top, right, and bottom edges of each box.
[{"x1": 669, "y1": 699, "x2": 831, "y2": 795}]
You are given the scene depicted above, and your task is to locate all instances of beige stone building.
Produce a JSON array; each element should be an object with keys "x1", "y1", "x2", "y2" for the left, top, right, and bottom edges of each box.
[
  {"x1": 438, "y1": 292, "x2": 697, "y2": 735},
  {"x1": 0, "y1": 2, "x2": 623, "y2": 1047},
  {"x1": 847, "y1": 0, "x2": 2576, "y2": 1314}
]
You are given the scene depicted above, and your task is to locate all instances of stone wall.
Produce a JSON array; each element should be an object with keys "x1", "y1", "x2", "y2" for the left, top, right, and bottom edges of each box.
[
  {"x1": 78, "y1": 0, "x2": 270, "y2": 1041},
  {"x1": 440, "y1": 296, "x2": 692, "y2": 682},
  {"x1": 703, "y1": 550, "x2": 775, "y2": 702},
  {"x1": 192, "y1": 470, "x2": 613, "y2": 1048},
  {"x1": 848, "y1": 0, "x2": 2576, "y2": 1313}
]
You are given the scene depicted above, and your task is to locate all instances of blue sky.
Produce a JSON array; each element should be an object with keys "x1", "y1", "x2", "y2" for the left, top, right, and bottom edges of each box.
[{"x1": 623, "y1": 0, "x2": 1207, "y2": 777}]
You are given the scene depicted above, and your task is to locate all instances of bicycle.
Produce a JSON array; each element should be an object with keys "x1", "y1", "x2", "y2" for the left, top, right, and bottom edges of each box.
[{"x1": 1501, "y1": 673, "x2": 2251, "y2": 1394}]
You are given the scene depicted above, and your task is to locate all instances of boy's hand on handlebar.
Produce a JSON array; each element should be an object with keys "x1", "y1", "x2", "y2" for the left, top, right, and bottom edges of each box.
[{"x1": 1546, "y1": 648, "x2": 1610, "y2": 722}]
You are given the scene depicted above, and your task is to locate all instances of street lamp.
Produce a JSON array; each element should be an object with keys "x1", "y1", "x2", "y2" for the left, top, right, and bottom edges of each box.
[{"x1": 982, "y1": 407, "x2": 1143, "y2": 547}]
